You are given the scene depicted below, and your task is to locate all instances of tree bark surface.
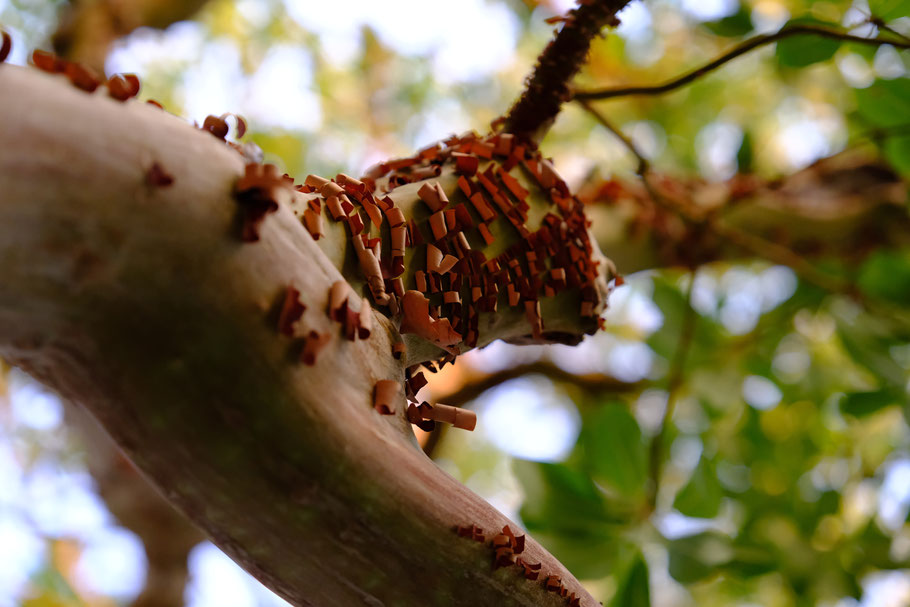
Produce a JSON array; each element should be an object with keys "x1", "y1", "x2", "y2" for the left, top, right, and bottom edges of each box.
[{"x1": 0, "y1": 66, "x2": 594, "y2": 607}]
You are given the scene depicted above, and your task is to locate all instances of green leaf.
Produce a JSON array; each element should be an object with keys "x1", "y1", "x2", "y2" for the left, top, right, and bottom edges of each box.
[
  {"x1": 858, "y1": 249, "x2": 910, "y2": 304},
  {"x1": 667, "y1": 532, "x2": 732, "y2": 583},
  {"x1": 775, "y1": 18, "x2": 842, "y2": 68},
  {"x1": 581, "y1": 406, "x2": 648, "y2": 499},
  {"x1": 609, "y1": 552, "x2": 651, "y2": 607},
  {"x1": 869, "y1": 0, "x2": 910, "y2": 20},
  {"x1": 514, "y1": 460, "x2": 617, "y2": 531},
  {"x1": 736, "y1": 130, "x2": 754, "y2": 173},
  {"x1": 883, "y1": 134, "x2": 910, "y2": 179},
  {"x1": 703, "y1": 9, "x2": 754, "y2": 37},
  {"x1": 839, "y1": 389, "x2": 899, "y2": 417},
  {"x1": 673, "y1": 454, "x2": 723, "y2": 518},
  {"x1": 855, "y1": 79, "x2": 910, "y2": 128},
  {"x1": 513, "y1": 460, "x2": 629, "y2": 578}
]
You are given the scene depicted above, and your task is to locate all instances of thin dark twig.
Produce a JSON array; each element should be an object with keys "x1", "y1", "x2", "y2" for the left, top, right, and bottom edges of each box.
[
  {"x1": 576, "y1": 99, "x2": 679, "y2": 216},
  {"x1": 420, "y1": 362, "x2": 641, "y2": 459},
  {"x1": 574, "y1": 24, "x2": 910, "y2": 101},
  {"x1": 580, "y1": 97, "x2": 854, "y2": 297},
  {"x1": 870, "y1": 18, "x2": 910, "y2": 44},
  {"x1": 501, "y1": 0, "x2": 632, "y2": 142},
  {"x1": 647, "y1": 271, "x2": 696, "y2": 510},
  {"x1": 577, "y1": 98, "x2": 648, "y2": 174}
]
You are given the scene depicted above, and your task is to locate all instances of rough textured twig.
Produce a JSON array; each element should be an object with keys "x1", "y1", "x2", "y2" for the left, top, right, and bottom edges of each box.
[
  {"x1": 574, "y1": 24, "x2": 910, "y2": 101},
  {"x1": 501, "y1": 0, "x2": 632, "y2": 141}
]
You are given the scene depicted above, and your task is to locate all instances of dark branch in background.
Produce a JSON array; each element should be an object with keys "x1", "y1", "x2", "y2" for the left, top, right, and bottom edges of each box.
[
  {"x1": 577, "y1": 99, "x2": 858, "y2": 294},
  {"x1": 573, "y1": 24, "x2": 910, "y2": 101},
  {"x1": 422, "y1": 362, "x2": 642, "y2": 458},
  {"x1": 501, "y1": 0, "x2": 632, "y2": 141},
  {"x1": 646, "y1": 272, "x2": 696, "y2": 510}
]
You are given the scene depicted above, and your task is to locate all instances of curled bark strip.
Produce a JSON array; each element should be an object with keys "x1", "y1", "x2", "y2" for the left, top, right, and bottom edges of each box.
[
  {"x1": 373, "y1": 380, "x2": 400, "y2": 415},
  {"x1": 106, "y1": 73, "x2": 140, "y2": 101},
  {"x1": 277, "y1": 286, "x2": 306, "y2": 337}
]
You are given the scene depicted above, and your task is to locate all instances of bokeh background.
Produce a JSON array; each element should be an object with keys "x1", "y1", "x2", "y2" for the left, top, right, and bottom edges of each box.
[{"x1": 1, "y1": 0, "x2": 909, "y2": 605}]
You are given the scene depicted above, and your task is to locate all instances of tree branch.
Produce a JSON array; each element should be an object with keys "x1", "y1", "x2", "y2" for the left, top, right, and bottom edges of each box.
[
  {"x1": 501, "y1": 0, "x2": 632, "y2": 142},
  {"x1": 578, "y1": 148, "x2": 910, "y2": 276},
  {"x1": 573, "y1": 24, "x2": 910, "y2": 101},
  {"x1": 0, "y1": 66, "x2": 601, "y2": 607}
]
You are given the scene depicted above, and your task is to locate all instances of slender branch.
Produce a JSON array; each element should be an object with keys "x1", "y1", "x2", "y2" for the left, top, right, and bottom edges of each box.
[
  {"x1": 708, "y1": 220, "x2": 852, "y2": 294},
  {"x1": 577, "y1": 98, "x2": 648, "y2": 175},
  {"x1": 436, "y1": 362, "x2": 641, "y2": 408},
  {"x1": 501, "y1": 0, "x2": 632, "y2": 141},
  {"x1": 646, "y1": 272, "x2": 696, "y2": 510},
  {"x1": 573, "y1": 24, "x2": 910, "y2": 101}
]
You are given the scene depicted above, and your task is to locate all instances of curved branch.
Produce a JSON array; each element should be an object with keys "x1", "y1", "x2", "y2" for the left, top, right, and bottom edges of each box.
[
  {"x1": 573, "y1": 24, "x2": 910, "y2": 101},
  {"x1": 501, "y1": 0, "x2": 632, "y2": 141},
  {"x1": 0, "y1": 66, "x2": 597, "y2": 607}
]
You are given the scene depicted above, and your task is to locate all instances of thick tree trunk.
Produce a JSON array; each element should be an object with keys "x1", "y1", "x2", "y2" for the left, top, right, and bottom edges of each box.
[{"x1": 0, "y1": 65, "x2": 600, "y2": 606}]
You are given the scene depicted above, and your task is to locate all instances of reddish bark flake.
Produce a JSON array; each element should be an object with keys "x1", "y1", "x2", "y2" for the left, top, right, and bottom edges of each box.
[
  {"x1": 202, "y1": 115, "x2": 229, "y2": 140},
  {"x1": 493, "y1": 133, "x2": 514, "y2": 156},
  {"x1": 347, "y1": 212, "x2": 365, "y2": 236},
  {"x1": 457, "y1": 175, "x2": 474, "y2": 198},
  {"x1": 300, "y1": 331, "x2": 331, "y2": 366},
  {"x1": 385, "y1": 206, "x2": 406, "y2": 228},
  {"x1": 453, "y1": 152, "x2": 479, "y2": 176},
  {"x1": 414, "y1": 402, "x2": 476, "y2": 431},
  {"x1": 407, "y1": 372, "x2": 427, "y2": 398},
  {"x1": 477, "y1": 223, "x2": 495, "y2": 247},
  {"x1": 469, "y1": 192, "x2": 496, "y2": 223},
  {"x1": 398, "y1": 291, "x2": 461, "y2": 348},
  {"x1": 516, "y1": 558, "x2": 541, "y2": 581},
  {"x1": 336, "y1": 173, "x2": 365, "y2": 194},
  {"x1": 328, "y1": 280, "x2": 350, "y2": 322},
  {"x1": 493, "y1": 546, "x2": 514, "y2": 570},
  {"x1": 426, "y1": 210, "x2": 447, "y2": 241},
  {"x1": 304, "y1": 174, "x2": 330, "y2": 190},
  {"x1": 497, "y1": 167, "x2": 530, "y2": 201},
  {"x1": 325, "y1": 195, "x2": 345, "y2": 220},
  {"x1": 64, "y1": 62, "x2": 101, "y2": 92},
  {"x1": 31, "y1": 49, "x2": 66, "y2": 73},
  {"x1": 470, "y1": 140, "x2": 494, "y2": 159},
  {"x1": 373, "y1": 380, "x2": 399, "y2": 415},
  {"x1": 303, "y1": 207, "x2": 323, "y2": 240},
  {"x1": 106, "y1": 73, "x2": 140, "y2": 101},
  {"x1": 437, "y1": 254, "x2": 459, "y2": 275},
  {"x1": 0, "y1": 30, "x2": 11, "y2": 63},
  {"x1": 544, "y1": 575, "x2": 562, "y2": 593},
  {"x1": 146, "y1": 162, "x2": 174, "y2": 188},
  {"x1": 418, "y1": 181, "x2": 448, "y2": 212},
  {"x1": 234, "y1": 164, "x2": 289, "y2": 242},
  {"x1": 361, "y1": 197, "x2": 383, "y2": 228},
  {"x1": 455, "y1": 524, "x2": 485, "y2": 542},
  {"x1": 277, "y1": 287, "x2": 306, "y2": 336}
]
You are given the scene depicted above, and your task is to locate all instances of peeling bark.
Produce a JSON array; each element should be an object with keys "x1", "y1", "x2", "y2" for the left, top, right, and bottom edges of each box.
[{"x1": 0, "y1": 66, "x2": 599, "y2": 606}]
